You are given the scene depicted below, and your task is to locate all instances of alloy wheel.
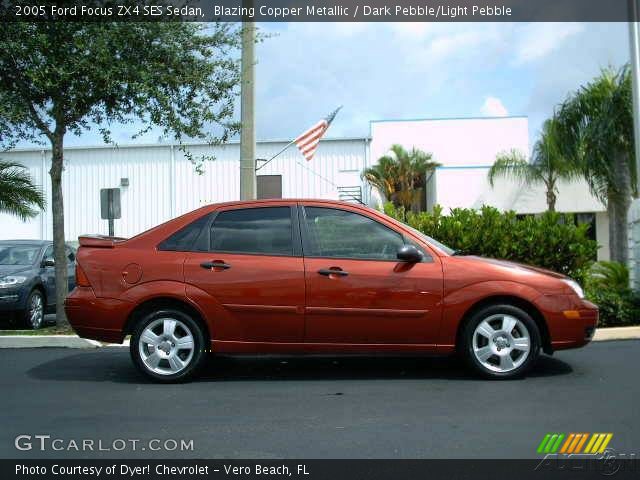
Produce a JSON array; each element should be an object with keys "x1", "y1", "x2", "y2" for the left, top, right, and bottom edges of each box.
[
  {"x1": 29, "y1": 293, "x2": 44, "y2": 329},
  {"x1": 472, "y1": 314, "x2": 531, "y2": 373},
  {"x1": 138, "y1": 318, "x2": 195, "y2": 375}
]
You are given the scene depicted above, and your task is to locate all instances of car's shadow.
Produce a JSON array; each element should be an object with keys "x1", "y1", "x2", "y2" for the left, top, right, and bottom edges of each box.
[{"x1": 27, "y1": 349, "x2": 573, "y2": 384}]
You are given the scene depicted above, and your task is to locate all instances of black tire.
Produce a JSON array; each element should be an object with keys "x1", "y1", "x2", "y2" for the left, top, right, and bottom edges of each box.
[
  {"x1": 23, "y1": 289, "x2": 45, "y2": 330},
  {"x1": 462, "y1": 304, "x2": 541, "y2": 379},
  {"x1": 130, "y1": 308, "x2": 207, "y2": 383}
]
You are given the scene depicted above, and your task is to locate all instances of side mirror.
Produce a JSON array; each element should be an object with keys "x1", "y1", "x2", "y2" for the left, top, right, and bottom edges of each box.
[
  {"x1": 42, "y1": 257, "x2": 55, "y2": 268},
  {"x1": 397, "y1": 245, "x2": 423, "y2": 263}
]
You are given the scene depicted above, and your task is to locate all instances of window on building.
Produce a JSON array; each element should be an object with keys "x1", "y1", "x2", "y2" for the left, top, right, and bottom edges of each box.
[
  {"x1": 303, "y1": 207, "x2": 404, "y2": 260},
  {"x1": 337, "y1": 186, "x2": 363, "y2": 204},
  {"x1": 257, "y1": 175, "x2": 283, "y2": 199},
  {"x1": 210, "y1": 207, "x2": 293, "y2": 256},
  {"x1": 575, "y1": 213, "x2": 596, "y2": 242}
]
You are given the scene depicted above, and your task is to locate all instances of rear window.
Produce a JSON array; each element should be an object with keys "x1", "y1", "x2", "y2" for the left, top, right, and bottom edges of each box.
[{"x1": 158, "y1": 214, "x2": 210, "y2": 252}]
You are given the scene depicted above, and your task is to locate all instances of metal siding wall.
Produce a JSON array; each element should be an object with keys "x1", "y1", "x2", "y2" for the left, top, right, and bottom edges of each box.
[
  {"x1": 174, "y1": 143, "x2": 241, "y2": 216},
  {"x1": 255, "y1": 139, "x2": 366, "y2": 199},
  {"x1": 0, "y1": 151, "x2": 44, "y2": 239},
  {"x1": 61, "y1": 146, "x2": 172, "y2": 239},
  {"x1": 0, "y1": 139, "x2": 367, "y2": 241}
]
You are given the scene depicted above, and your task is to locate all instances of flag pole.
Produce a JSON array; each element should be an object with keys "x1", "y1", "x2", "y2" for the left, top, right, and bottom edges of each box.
[{"x1": 255, "y1": 139, "x2": 297, "y2": 172}]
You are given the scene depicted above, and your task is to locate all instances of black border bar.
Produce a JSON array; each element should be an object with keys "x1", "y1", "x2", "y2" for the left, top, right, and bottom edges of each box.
[
  {"x1": 4, "y1": 459, "x2": 640, "y2": 480},
  {"x1": 0, "y1": 0, "x2": 639, "y2": 22}
]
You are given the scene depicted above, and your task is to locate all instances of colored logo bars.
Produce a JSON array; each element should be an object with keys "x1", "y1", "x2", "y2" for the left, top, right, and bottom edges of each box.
[{"x1": 537, "y1": 433, "x2": 613, "y2": 454}]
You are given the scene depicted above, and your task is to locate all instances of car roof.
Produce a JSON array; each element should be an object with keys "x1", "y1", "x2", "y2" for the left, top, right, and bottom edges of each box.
[
  {"x1": 0, "y1": 239, "x2": 50, "y2": 246},
  {"x1": 207, "y1": 198, "x2": 373, "y2": 211}
]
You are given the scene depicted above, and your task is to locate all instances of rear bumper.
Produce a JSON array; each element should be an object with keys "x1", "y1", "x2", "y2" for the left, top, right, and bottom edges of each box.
[
  {"x1": 537, "y1": 295, "x2": 599, "y2": 351},
  {"x1": 65, "y1": 287, "x2": 130, "y2": 343}
]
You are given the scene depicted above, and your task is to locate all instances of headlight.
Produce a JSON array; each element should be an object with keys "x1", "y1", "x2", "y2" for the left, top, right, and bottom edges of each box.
[
  {"x1": 0, "y1": 276, "x2": 28, "y2": 288},
  {"x1": 562, "y1": 279, "x2": 584, "y2": 299}
]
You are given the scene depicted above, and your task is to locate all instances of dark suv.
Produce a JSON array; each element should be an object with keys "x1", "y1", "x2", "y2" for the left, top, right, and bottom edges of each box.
[{"x1": 0, "y1": 240, "x2": 76, "y2": 329}]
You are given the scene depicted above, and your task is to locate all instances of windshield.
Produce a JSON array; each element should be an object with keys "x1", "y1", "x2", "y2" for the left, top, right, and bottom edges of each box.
[
  {"x1": 0, "y1": 245, "x2": 42, "y2": 265},
  {"x1": 404, "y1": 225, "x2": 456, "y2": 255}
]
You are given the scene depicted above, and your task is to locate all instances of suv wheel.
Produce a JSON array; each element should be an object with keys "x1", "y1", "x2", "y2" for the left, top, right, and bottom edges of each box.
[
  {"x1": 130, "y1": 309, "x2": 207, "y2": 383},
  {"x1": 24, "y1": 289, "x2": 44, "y2": 330},
  {"x1": 462, "y1": 304, "x2": 541, "y2": 379}
]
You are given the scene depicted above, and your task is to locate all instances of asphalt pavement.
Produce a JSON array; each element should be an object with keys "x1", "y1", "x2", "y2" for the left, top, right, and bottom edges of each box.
[{"x1": 1, "y1": 341, "x2": 638, "y2": 459}]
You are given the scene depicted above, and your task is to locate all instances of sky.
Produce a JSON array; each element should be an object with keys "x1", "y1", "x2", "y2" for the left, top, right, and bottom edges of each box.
[{"x1": 62, "y1": 22, "x2": 630, "y2": 152}]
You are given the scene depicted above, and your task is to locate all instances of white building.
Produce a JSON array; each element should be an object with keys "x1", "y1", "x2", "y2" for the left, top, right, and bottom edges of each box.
[
  {"x1": 371, "y1": 117, "x2": 608, "y2": 260},
  {"x1": 0, "y1": 116, "x2": 609, "y2": 260}
]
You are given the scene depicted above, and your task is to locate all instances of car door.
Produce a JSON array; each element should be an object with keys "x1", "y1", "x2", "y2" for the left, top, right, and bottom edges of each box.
[
  {"x1": 301, "y1": 204, "x2": 443, "y2": 347},
  {"x1": 40, "y1": 244, "x2": 56, "y2": 308},
  {"x1": 183, "y1": 204, "x2": 306, "y2": 344}
]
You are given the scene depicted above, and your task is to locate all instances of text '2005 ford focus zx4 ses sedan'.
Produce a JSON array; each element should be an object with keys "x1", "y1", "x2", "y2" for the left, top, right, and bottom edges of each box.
[{"x1": 65, "y1": 199, "x2": 598, "y2": 382}]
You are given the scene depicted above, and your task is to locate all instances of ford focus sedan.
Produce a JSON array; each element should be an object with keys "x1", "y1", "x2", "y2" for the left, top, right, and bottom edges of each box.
[{"x1": 65, "y1": 199, "x2": 597, "y2": 382}]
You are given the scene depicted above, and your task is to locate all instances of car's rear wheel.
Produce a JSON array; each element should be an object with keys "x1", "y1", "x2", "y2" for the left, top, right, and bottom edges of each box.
[
  {"x1": 462, "y1": 304, "x2": 541, "y2": 379},
  {"x1": 23, "y1": 289, "x2": 44, "y2": 330},
  {"x1": 130, "y1": 309, "x2": 206, "y2": 383}
]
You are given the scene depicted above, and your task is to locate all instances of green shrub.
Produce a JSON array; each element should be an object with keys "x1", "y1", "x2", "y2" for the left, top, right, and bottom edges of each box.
[
  {"x1": 584, "y1": 261, "x2": 640, "y2": 327},
  {"x1": 384, "y1": 203, "x2": 598, "y2": 283}
]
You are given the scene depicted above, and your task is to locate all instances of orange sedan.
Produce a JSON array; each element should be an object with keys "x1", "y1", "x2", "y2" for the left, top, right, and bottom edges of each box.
[{"x1": 65, "y1": 199, "x2": 597, "y2": 382}]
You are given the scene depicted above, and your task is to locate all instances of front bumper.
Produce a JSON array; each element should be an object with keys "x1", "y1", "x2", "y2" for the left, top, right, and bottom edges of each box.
[
  {"x1": 65, "y1": 287, "x2": 130, "y2": 343},
  {"x1": 0, "y1": 287, "x2": 28, "y2": 315},
  {"x1": 537, "y1": 295, "x2": 599, "y2": 351}
]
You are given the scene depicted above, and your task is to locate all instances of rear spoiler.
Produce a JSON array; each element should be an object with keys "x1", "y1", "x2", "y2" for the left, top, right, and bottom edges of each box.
[{"x1": 78, "y1": 235, "x2": 127, "y2": 248}]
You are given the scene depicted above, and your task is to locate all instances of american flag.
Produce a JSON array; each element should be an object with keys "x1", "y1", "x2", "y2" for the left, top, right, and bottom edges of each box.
[{"x1": 294, "y1": 107, "x2": 342, "y2": 161}]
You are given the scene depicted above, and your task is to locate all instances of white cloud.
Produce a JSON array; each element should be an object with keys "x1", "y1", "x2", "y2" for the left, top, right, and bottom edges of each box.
[
  {"x1": 427, "y1": 30, "x2": 484, "y2": 59},
  {"x1": 390, "y1": 22, "x2": 432, "y2": 38},
  {"x1": 513, "y1": 22, "x2": 584, "y2": 65},
  {"x1": 481, "y1": 97, "x2": 509, "y2": 117}
]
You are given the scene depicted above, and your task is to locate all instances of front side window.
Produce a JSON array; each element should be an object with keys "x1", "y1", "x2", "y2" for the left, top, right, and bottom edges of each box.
[
  {"x1": 210, "y1": 207, "x2": 293, "y2": 256},
  {"x1": 303, "y1": 207, "x2": 405, "y2": 260}
]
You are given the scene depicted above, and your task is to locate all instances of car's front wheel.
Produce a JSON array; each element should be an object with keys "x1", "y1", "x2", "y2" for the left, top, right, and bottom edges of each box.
[
  {"x1": 130, "y1": 309, "x2": 207, "y2": 383},
  {"x1": 23, "y1": 289, "x2": 45, "y2": 330},
  {"x1": 462, "y1": 304, "x2": 541, "y2": 379}
]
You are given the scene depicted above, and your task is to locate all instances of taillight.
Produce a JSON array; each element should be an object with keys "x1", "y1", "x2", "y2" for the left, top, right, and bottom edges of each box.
[{"x1": 75, "y1": 264, "x2": 91, "y2": 287}]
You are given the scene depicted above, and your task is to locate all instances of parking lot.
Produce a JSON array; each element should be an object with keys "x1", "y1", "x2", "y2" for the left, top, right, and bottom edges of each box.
[{"x1": 1, "y1": 340, "x2": 638, "y2": 459}]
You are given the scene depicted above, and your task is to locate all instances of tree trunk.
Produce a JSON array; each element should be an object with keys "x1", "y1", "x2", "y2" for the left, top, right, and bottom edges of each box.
[
  {"x1": 607, "y1": 151, "x2": 632, "y2": 264},
  {"x1": 49, "y1": 132, "x2": 69, "y2": 327},
  {"x1": 546, "y1": 188, "x2": 557, "y2": 212}
]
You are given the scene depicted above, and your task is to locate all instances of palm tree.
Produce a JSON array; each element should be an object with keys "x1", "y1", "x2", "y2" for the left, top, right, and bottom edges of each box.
[
  {"x1": 0, "y1": 160, "x2": 45, "y2": 220},
  {"x1": 487, "y1": 117, "x2": 578, "y2": 212},
  {"x1": 362, "y1": 144, "x2": 440, "y2": 211},
  {"x1": 556, "y1": 66, "x2": 635, "y2": 263}
]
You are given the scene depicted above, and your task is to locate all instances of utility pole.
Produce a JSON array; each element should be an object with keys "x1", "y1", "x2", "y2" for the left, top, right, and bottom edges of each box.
[
  {"x1": 630, "y1": 0, "x2": 640, "y2": 191},
  {"x1": 628, "y1": 0, "x2": 640, "y2": 289},
  {"x1": 239, "y1": 14, "x2": 256, "y2": 200}
]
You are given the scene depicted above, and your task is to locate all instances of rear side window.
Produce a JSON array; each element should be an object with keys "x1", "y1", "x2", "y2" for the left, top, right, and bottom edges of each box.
[
  {"x1": 158, "y1": 214, "x2": 210, "y2": 251},
  {"x1": 210, "y1": 207, "x2": 293, "y2": 256}
]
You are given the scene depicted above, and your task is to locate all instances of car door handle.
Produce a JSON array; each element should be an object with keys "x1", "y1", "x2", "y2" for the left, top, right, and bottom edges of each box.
[
  {"x1": 200, "y1": 261, "x2": 231, "y2": 270},
  {"x1": 318, "y1": 268, "x2": 348, "y2": 277}
]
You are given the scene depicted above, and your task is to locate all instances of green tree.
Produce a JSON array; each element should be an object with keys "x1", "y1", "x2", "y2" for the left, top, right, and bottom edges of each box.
[
  {"x1": 362, "y1": 144, "x2": 440, "y2": 211},
  {"x1": 0, "y1": 21, "x2": 243, "y2": 325},
  {"x1": 0, "y1": 160, "x2": 45, "y2": 220},
  {"x1": 556, "y1": 66, "x2": 635, "y2": 263},
  {"x1": 487, "y1": 117, "x2": 578, "y2": 212}
]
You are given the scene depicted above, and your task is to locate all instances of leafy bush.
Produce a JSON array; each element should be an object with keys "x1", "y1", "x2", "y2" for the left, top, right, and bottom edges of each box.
[
  {"x1": 584, "y1": 262, "x2": 640, "y2": 327},
  {"x1": 384, "y1": 203, "x2": 598, "y2": 283}
]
